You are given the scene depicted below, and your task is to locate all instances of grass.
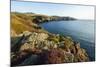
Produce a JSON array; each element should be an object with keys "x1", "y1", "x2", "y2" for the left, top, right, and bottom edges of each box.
[
  {"x1": 11, "y1": 12, "x2": 48, "y2": 34},
  {"x1": 11, "y1": 14, "x2": 34, "y2": 34}
]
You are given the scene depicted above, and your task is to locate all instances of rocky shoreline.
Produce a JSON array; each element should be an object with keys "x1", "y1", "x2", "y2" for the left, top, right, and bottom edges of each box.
[
  {"x1": 11, "y1": 12, "x2": 89, "y2": 66},
  {"x1": 11, "y1": 31, "x2": 89, "y2": 66},
  {"x1": 32, "y1": 15, "x2": 77, "y2": 23}
]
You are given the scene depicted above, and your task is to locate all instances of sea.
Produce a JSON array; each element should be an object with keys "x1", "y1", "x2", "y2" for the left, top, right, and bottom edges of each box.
[{"x1": 40, "y1": 20, "x2": 95, "y2": 61}]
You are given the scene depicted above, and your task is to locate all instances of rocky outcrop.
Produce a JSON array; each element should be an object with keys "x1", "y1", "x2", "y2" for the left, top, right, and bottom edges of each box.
[
  {"x1": 11, "y1": 31, "x2": 89, "y2": 66},
  {"x1": 11, "y1": 12, "x2": 88, "y2": 66},
  {"x1": 20, "y1": 31, "x2": 49, "y2": 51},
  {"x1": 47, "y1": 48, "x2": 74, "y2": 64}
]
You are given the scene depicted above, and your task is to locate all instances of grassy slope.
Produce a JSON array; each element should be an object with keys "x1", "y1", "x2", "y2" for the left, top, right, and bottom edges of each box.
[{"x1": 11, "y1": 12, "x2": 47, "y2": 35}]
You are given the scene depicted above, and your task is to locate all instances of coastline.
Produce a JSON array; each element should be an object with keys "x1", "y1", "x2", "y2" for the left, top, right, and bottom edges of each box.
[{"x1": 11, "y1": 12, "x2": 90, "y2": 66}]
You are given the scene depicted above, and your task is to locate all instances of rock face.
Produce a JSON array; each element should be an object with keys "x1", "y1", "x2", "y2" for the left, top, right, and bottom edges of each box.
[
  {"x1": 20, "y1": 31, "x2": 49, "y2": 51},
  {"x1": 47, "y1": 48, "x2": 74, "y2": 64},
  {"x1": 11, "y1": 31, "x2": 89, "y2": 66}
]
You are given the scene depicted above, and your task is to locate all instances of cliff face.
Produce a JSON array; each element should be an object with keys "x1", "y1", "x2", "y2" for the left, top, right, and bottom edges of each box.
[{"x1": 11, "y1": 12, "x2": 89, "y2": 66}]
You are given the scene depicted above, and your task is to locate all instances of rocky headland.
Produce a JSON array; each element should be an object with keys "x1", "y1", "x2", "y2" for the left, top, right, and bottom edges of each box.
[{"x1": 11, "y1": 12, "x2": 89, "y2": 66}]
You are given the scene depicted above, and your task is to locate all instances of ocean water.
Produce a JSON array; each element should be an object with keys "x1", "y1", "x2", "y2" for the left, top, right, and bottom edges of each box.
[{"x1": 40, "y1": 20, "x2": 95, "y2": 61}]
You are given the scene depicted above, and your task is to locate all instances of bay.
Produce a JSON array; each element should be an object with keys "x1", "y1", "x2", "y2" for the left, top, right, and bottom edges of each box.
[{"x1": 40, "y1": 20, "x2": 95, "y2": 61}]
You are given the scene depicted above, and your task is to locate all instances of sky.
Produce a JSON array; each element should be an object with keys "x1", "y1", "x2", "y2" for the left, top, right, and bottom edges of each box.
[{"x1": 11, "y1": 1, "x2": 95, "y2": 20}]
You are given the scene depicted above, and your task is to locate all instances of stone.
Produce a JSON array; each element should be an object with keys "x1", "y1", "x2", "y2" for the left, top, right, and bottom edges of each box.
[{"x1": 47, "y1": 48, "x2": 74, "y2": 64}]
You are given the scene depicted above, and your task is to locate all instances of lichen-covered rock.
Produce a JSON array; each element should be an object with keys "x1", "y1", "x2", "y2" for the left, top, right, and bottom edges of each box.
[
  {"x1": 30, "y1": 32, "x2": 48, "y2": 42},
  {"x1": 72, "y1": 42, "x2": 89, "y2": 62},
  {"x1": 43, "y1": 40, "x2": 58, "y2": 49},
  {"x1": 75, "y1": 48, "x2": 89, "y2": 62},
  {"x1": 11, "y1": 31, "x2": 89, "y2": 66},
  {"x1": 20, "y1": 43, "x2": 35, "y2": 51},
  {"x1": 19, "y1": 32, "x2": 49, "y2": 51},
  {"x1": 47, "y1": 48, "x2": 74, "y2": 64},
  {"x1": 70, "y1": 45, "x2": 77, "y2": 54}
]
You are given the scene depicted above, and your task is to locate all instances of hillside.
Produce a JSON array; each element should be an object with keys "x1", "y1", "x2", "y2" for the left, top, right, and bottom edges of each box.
[
  {"x1": 11, "y1": 12, "x2": 47, "y2": 35},
  {"x1": 11, "y1": 12, "x2": 89, "y2": 66}
]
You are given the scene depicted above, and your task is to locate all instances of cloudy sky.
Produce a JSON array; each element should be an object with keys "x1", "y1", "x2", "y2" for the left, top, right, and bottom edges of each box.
[{"x1": 11, "y1": 1, "x2": 95, "y2": 20}]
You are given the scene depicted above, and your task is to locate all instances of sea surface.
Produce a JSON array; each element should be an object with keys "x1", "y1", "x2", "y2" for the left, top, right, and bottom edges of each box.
[{"x1": 40, "y1": 20, "x2": 95, "y2": 61}]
